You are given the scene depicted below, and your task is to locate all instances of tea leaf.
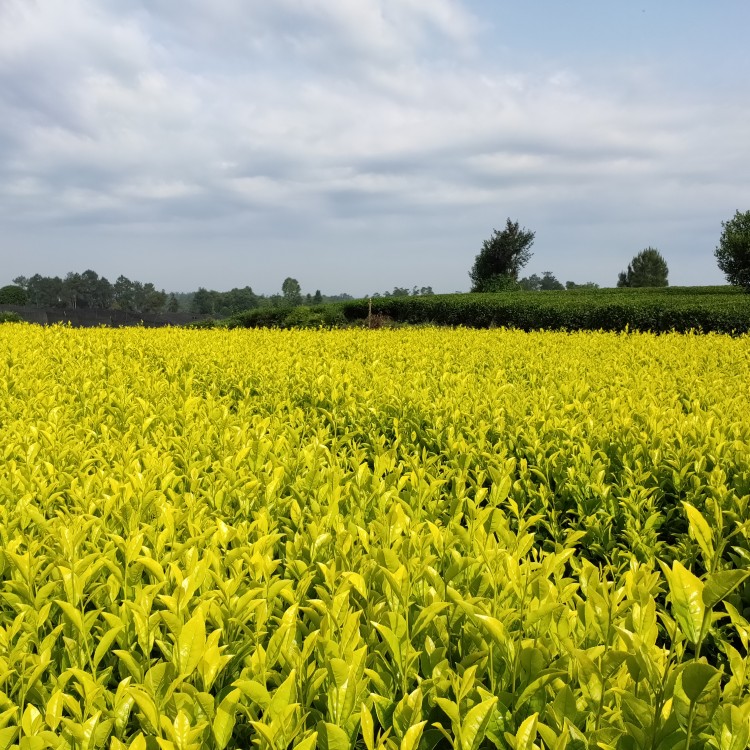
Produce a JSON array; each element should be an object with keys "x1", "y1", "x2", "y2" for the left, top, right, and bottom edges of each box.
[
  {"x1": 176, "y1": 612, "x2": 206, "y2": 677},
  {"x1": 703, "y1": 569, "x2": 750, "y2": 609},
  {"x1": 661, "y1": 561, "x2": 705, "y2": 645},
  {"x1": 213, "y1": 688, "x2": 241, "y2": 750}
]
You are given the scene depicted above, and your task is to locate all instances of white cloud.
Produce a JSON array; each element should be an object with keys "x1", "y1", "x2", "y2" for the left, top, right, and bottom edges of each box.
[{"x1": 1, "y1": 0, "x2": 749, "y2": 291}]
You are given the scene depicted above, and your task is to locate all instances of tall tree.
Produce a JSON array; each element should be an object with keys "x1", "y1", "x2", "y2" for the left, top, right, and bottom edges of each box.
[
  {"x1": 192, "y1": 287, "x2": 215, "y2": 315},
  {"x1": 715, "y1": 209, "x2": 750, "y2": 291},
  {"x1": 519, "y1": 274, "x2": 542, "y2": 291},
  {"x1": 113, "y1": 276, "x2": 136, "y2": 310},
  {"x1": 540, "y1": 271, "x2": 564, "y2": 290},
  {"x1": 141, "y1": 284, "x2": 167, "y2": 312},
  {"x1": 62, "y1": 272, "x2": 83, "y2": 308},
  {"x1": 469, "y1": 219, "x2": 535, "y2": 292},
  {"x1": 617, "y1": 248, "x2": 669, "y2": 287},
  {"x1": 281, "y1": 277, "x2": 302, "y2": 306},
  {"x1": 221, "y1": 286, "x2": 258, "y2": 315}
]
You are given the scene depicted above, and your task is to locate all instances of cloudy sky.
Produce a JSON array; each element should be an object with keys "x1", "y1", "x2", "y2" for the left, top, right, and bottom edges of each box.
[{"x1": 2, "y1": 1, "x2": 749, "y2": 295}]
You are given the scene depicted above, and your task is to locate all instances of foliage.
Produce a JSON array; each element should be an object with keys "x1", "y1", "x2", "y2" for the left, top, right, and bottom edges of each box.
[
  {"x1": 565, "y1": 281, "x2": 599, "y2": 290},
  {"x1": 0, "y1": 326, "x2": 749, "y2": 750},
  {"x1": 470, "y1": 219, "x2": 535, "y2": 291},
  {"x1": 0, "y1": 311, "x2": 22, "y2": 323},
  {"x1": 715, "y1": 209, "x2": 750, "y2": 291},
  {"x1": 519, "y1": 273, "x2": 564, "y2": 291},
  {"x1": 332, "y1": 286, "x2": 750, "y2": 333},
  {"x1": 11, "y1": 271, "x2": 172, "y2": 312},
  {"x1": 0, "y1": 284, "x2": 28, "y2": 305},
  {"x1": 191, "y1": 287, "x2": 259, "y2": 316},
  {"x1": 282, "y1": 306, "x2": 348, "y2": 329},
  {"x1": 192, "y1": 287, "x2": 216, "y2": 315},
  {"x1": 373, "y1": 287, "x2": 434, "y2": 298},
  {"x1": 617, "y1": 248, "x2": 669, "y2": 288},
  {"x1": 228, "y1": 305, "x2": 347, "y2": 329},
  {"x1": 282, "y1": 278, "x2": 303, "y2": 306}
]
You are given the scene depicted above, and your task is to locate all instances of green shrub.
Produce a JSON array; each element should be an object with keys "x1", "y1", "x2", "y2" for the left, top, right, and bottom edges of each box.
[
  {"x1": 338, "y1": 287, "x2": 750, "y2": 333},
  {"x1": 223, "y1": 287, "x2": 750, "y2": 333},
  {"x1": 0, "y1": 285, "x2": 28, "y2": 305},
  {"x1": 228, "y1": 305, "x2": 348, "y2": 329}
]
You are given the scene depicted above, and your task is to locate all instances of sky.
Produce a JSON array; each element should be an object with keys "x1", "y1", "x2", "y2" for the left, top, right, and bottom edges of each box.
[{"x1": 1, "y1": 1, "x2": 749, "y2": 296}]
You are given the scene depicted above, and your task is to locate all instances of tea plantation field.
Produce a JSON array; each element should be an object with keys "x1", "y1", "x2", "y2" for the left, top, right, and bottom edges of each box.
[{"x1": 1, "y1": 325, "x2": 749, "y2": 750}]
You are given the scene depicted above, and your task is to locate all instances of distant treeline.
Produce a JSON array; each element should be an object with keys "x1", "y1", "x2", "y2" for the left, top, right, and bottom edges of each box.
[
  {"x1": 3, "y1": 271, "x2": 355, "y2": 316},
  {"x1": 9, "y1": 271, "x2": 175, "y2": 313},
  {"x1": 3, "y1": 269, "x2": 604, "y2": 319},
  {"x1": 187, "y1": 281, "x2": 354, "y2": 316}
]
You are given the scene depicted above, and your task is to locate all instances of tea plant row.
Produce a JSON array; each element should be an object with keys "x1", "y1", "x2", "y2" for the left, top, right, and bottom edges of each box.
[{"x1": 0, "y1": 326, "x2": 749, "y2": 749}]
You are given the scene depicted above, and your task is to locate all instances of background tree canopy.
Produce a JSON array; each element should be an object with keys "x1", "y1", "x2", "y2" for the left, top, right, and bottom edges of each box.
[
  {"x1": 715, "y1": 209, "x2": 750, "y2": 291},
  {"x1": 469, "y1": 219, "x2": 535, "y2": 292},
  {"x1": 519, "y1": 271, "x2": 564, "y2": 291},
  {"x1": 0, "y1": 285, "x2": 28, "y2": 305},
  {"x1": 617, "y1": 247, "x2": 669, "y2": 288}
]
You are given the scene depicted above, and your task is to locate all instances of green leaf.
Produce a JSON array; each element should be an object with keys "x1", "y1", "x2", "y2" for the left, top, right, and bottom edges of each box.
[
  {"x1": 537, "y1": 723, "x2": 563, "y2": 750},
  {"x1": 144, "y1": 662, "x2": 176, "y2": 701},
  {"x1": 172, "y1": 711, "x2": 191, "y2": 750},
  {"x1": 233, "y1": 679, "x2": 271, "y2": 709},
  {"x1": 328, "y1": 659, "x2": 350, "y2": 689},
  {"x1": 552, "y1": 685, "x2": 579, "y2": 726},
  {"x1": 21, "y1": 705, "x2": 43, "y2": 737},
  {"x1": 703, "y1": 569, "x2": 750, "y2": 609},
  {"x1": 673, "y1": 662, "x2": 722, "y2": 732},
  {"x1": 78, "y1": 712, "x2": 100, "y2": 750},
  {"x1": 514, "y1": 713, "x2": 538, "y2": 750},
  {"x1": 294, "y1": 732, "x2": 318, "y2": 750},
  {"x1": 44, "y1": 691, "x2": 64, "y2": 731},
  {"x1": 434, "y1": 698, "x2": 461, "y2": 729},
  {"x1": 55, "y1": 600, "x2": 84, "y2": 633},
  {"x1": 113, "y1": 650, "x2": 144, "y2": 681},
  {"x1": 129, "y1": 689, "x2": 160, "y2": 734},
  {"x1": 474, "y1": 614, "x2": 508, "y2": 649},
  {"x1": 683, "y1": 503, "x2": 714, "y2": 566},
  {"x1": 213, "y1": 688, "x2": 241, "y2": 750},
  {"x1": 717, "y1": 705, "x2": 750, "y2": 750},
  {"x1": 680, "y1": 662, "x2": 721, "y2": 703},
  {"x1": 93, "y1": 626, "x2": 122, "y2": 668},
  {"x1": 341, "y1": 572, "x2": 367, "y2": 599},
  {"x1": 177, "y1": 612, "x2": 206, "y2": 677},
  {"x1": 318, "y1": 722, "x2": 350, "y2": 750},
  {"x1": 360, "y1": 704, "x2": 374, "y2": 750},
  {"x1": 266, "y1": 605, "x2": 297, "y2": 668},
  {"x1": 269, "y1": 670, "x2": 297, "y2": 720},
  {"x1": 0, "y1": 727, "x2": 19, "y2": 750},
  {"x1": 460, "y1": 697, "x2": 497, "y2": 750},
  {"x1": 393, "y1": 688, "x2": 422, "y2": 740},
  {"x1": 575, "y1": 651, "x2": 603, "y2": 704},
  {"x1": 371, "y1": 695, "x2": 396, "y2": 732},
  {"x1": 412, "y1": 602, "x2": 450, "y2": 638},
  {"x1": 661, "y1": 561, "x2": 705, "y2": 645},
  {"x1": 515, "y1": 670, "x2": 567, "y2": 709},
  {"x1": 371, "y1": 621, "x2": 402, "y2": 666},
  {"x1": 249, "y1": 721, "x2": 277, "y2": 747},
  {"x1": 401, "y1": 721, "x2": 427, "y2": 750}
]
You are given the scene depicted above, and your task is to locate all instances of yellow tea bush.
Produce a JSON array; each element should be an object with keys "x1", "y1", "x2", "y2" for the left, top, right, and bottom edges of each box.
[{"x1": 0, "y1": 325, "x2": 749, "y2": 749}]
